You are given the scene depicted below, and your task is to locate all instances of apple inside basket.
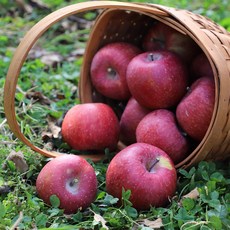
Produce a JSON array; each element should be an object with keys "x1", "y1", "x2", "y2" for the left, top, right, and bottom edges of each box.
[{"x1": 79, "y1": 9, "x2": 218, "y2": 168}]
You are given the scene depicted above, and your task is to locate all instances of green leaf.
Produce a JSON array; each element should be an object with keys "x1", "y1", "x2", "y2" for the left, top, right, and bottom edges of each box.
[
  {"x1": 210, "y1": 191, "x2": 219, "y2": 200},
  {"x1": 48, "y1": 208, "x2": 61, "y2": 217},
  {"x1": 15, "y1": 92, "x2": 25, "y2": 102},
  {"x1": 174, "y1": 208, "x2": 194, "y2": 222},
  {"x1": 49, "y1": 194, "x2": 60, "y2": 208},
  {"x1": 208, "y1": 199, "x2": 220, "y2": 208},
  {"x1": 0, "y1": 35, "x2": 8, "y2": 45},
  {"x1": 39, "y1": 226, "x2": 76, "y2": 230},
  {"x1": 215, "y1": 204, "x2": 228, "y2": 218},
  {"x1": 97, "y1": 191, "x2": 106, "y2": 200},
  {"x1": 124, "y1": 206, "x2": 138, "y2": 218},
  {"x1": 104, "y1": 194, "x2": 119, "y2": 205},
  {"x1": 209, "y1": 216, "x2": 222, "y2": 230},
  {"x1": 206, "y1": 180, "x2": 216, "y2": 192},
  {"x1": 200, "y1": 226, "x2": 212, "y2": 230},
  {"x1": 84, "y1": 12, "x2": 97, "y2": 20},
  {"x1": 220, "y1": 17, "x2": 230, "y2": 30},
  {"x1": 179, "y1": 167, "x2": 195, "y2": 179},
  {"x1": 35, "y1": 213, "x2": 48, "y2": 227},
  {"x1": 72, "y1": 211, "x2": 83, "y2": 222},
  {"x1": 0, "y1": 202, "x2": 6, "y2": 220},
  {"x1": 210, "y1": 172, "x2": 224, "y2": 182},
  {"x1": 201, "y1": 170, "x2": 209, "y2": 181},
  {"x1": 6, "y1": 160, "x2": 16, "y2": 172},
  {"x1": 121, "y1": 188, "x2": 132, "y2": 207},
  {"x1": 182, "y1": 198, "x2": 195, "y2": 211},
  {"x1": 122, "y1": 188, "x2": 131, "y2": 201}
]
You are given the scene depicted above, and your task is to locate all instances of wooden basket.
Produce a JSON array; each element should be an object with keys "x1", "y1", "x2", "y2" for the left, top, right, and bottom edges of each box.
[{"x1": 4, "y1": 1, "x2": 230, "y2": 168}]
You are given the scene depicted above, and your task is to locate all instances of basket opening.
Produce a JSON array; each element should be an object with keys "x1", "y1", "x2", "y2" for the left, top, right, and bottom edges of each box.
[{"x1": 80, "y1": 8, "x2": 220, "y2": 168}]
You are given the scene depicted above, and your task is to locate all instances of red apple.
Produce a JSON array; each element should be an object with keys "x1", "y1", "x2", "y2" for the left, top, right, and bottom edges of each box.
[
  {"x1": 61, "y1": 103, "x2": 120, "y2": 151},
  {"x1": 126, "y1": 51, "x2": 188, "y2": 109},
  {"x1": 106, "y1": 143, "x2": 177, "y2": 210},
  {"x1": 119, "y1": 97, "x2": 151, "y2": 145},
  {"x1": 36, "y1": 154, "x2": 97, "y2": 214},
  {"x1": 90, "y1": 42, "x2": 141, "y2": 100},
  {"x1": 136, "y1": 109, "x2": 189, "y2": 164},
  {"x1": 176, "y1": 77, "x2": 215, "y2": 141},
  {"x1": 190, "y1": 52, "x2": 214, "y2": 80},
  {"x1": 142, "y1": 21, "x2": 200, "y2": 63}
]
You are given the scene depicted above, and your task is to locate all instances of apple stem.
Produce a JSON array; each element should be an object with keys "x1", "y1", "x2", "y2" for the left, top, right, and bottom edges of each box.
[
  {"x1": 107, "y1": 67, "x2": 117, "y2": 79},
  {"x1": 149, "y1": 157, "x2": 160, "y2": 172},
  {"x1": 69, "y1": 178, "x2": 78, "y2": 187},
  {"x1": 148, "y1": 53, "x2": 155, "y2": 61}
]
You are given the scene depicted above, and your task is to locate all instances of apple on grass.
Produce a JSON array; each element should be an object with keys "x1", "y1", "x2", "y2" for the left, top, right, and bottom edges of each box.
[
  {"x1": 36, "y1": 154, "x2": 97, "y2": 214},
  {"x1": 136, "y1": 109, "x2": 189, "y2": 164},
  {"x1": 176, "y1": 77, "x2": 215, "y2": 141},
  {"x1": 90, "y1": 42, "x2": 141, "y2": 100},
  {"x1": 142, "y1": 21, "x2": 200, "y2": 64},
  {"x1": 126, "y1": 51, "x2": 188, "y2": 109},
  {"x1": 119, "y1": 97, "x2": 150, "y2": 145},
  {"x1": 61, "y1": 103, "x2": 120, "y2": 152},
  {"x1": 106, "y1": 143, "x2": 177, "y2": 210}
]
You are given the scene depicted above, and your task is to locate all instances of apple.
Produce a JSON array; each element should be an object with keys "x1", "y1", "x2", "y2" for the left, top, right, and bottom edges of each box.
[
  {"x1": 106, "y1": 143, "x2": 177, "y2": 210},
  {"x1": 142, "y1": 21, "x2": 200, "y2": 63},
  {"x1": 90, "y1": 42, "x2": 141, "y2": 100},
  {"x1": 136, "y1": 109, "x2": 189, "y2": 164},
  {"x1": 190, "y1": 52, "x2": 214, "y2": 80},
  {"x1": 176, "y1": 77, "x2": 215, "y2": 141},
  {"x1": 119, "y1": 97, "x2": 151, "y2": 145},
  {"x1": 126, "y1": 51, "x2": 188, "y2": 109},
  {"x1": 61, "y1": 103, "x2": 120, "y2": 151},
  {"x1": 36, "y1": 154, "x2": 97, "y2": 214}
]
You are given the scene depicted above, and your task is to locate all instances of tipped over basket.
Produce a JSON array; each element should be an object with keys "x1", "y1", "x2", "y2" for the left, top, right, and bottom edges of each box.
[{"x1": 4, "y1": 1, "x2": 230, "y2": 168}]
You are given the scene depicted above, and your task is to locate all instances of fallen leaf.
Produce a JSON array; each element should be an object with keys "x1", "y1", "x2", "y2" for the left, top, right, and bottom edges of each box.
[
  {"x1": 29, "y1": 0, "x2": 49, "y2": 10},
  {"x1": 70, "y1": 48, "x2": 85, "y2": 57},
  {"x1": 48, "y1": 117, "x2": 61, "y2": 139},
  {"x1": 2, "y1": 151, "x2": 28, "y2": 173},
  {"x1": 26, "y1": 91, "x2": 51, "y2": 105},
  {"x1": 16, "y1": 0, "x2": 33, "y2": 13},
  {"x1": 28, "y1": 46, "x2": 48, "y2": 59},
  {"x1": 40, "y1": 52, "x2": 64, "y2": 68},
  {"x1": 91, "y1": 209, "x2": 108, "y2": 230},
  {"x1": 142, "y1": 218, "x2": 164, "y2": 229},
  {"x1": 182, "y1": 187, "x2": 199, "y2": 200},
  {"x1": 67, "y1": 48, "x2": 85, "y2": 61},
  {"x1": 68, "y1": 15, "x2": 94, "y2": 30},
  {"x1": 28, "y1": 46, "x2": 64, "y2": 67},
  {"x1": 0, "y1": 185, "x2": 11, "y2": 195},
  {"x1": 41, "y1": 131, "x2": 53, "y2": 142},
  {"x1": 178, "y1": 187, "x2": 200, "y2": 207}
]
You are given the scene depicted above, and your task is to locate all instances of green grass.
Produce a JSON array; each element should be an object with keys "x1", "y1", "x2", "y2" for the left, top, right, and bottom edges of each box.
[{"x1": 0, "y1": 0, "x2": 230, "y2": 229}]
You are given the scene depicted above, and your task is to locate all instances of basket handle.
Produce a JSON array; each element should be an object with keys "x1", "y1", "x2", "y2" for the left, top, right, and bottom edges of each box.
[{"x1": 3, "y1": 1, "x2": 167, "y2": 161}]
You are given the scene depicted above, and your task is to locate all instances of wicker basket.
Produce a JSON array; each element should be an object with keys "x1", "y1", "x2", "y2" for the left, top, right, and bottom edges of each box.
[{"x1": 4, "y1": 1, "x2": 230, "y2": 168}]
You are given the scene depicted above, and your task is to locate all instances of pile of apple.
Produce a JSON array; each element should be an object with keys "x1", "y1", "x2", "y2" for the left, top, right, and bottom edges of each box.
[
  {"x1": 36, "y1": 21, "x2": 215, "y2": 214},
  {"x1": 89, "y1": 21, "x2": 215, "y2": 164}
]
